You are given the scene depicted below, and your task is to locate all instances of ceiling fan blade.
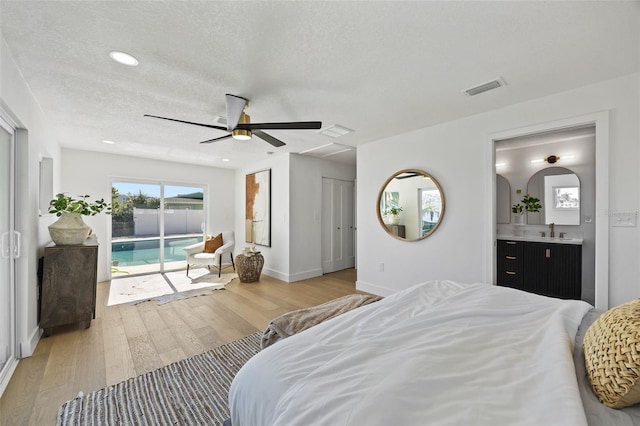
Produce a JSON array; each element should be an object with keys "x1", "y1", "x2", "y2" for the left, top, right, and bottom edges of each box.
[
  {"x1": 253, "y1": 130, "x2": 286, "y2": 147},
  {"x1": 199, "y1": 134, "x2": 232, "y2": 144},
  {"x1": 237, "y1": 121, "x2": 322, "y2": 130},
  {"x1": 225, "y1": 94, "x2": 247, "y2": 131},
  {"x1": 144, "y1": 114, "x2": 228, "y2": 131}
]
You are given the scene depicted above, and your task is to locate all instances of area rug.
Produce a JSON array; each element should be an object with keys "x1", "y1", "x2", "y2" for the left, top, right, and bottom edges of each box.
[
  {"x1": 107, "y1": 269, "x2": 237, "y2": 306},
  {"x1": 56, "y1": 331, "x2": 262, "y2": 426}
]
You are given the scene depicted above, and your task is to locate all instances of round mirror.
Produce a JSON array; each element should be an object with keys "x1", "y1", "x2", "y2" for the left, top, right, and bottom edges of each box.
[
  {"x1": 377, "y1": 169, "x2": 445, "y2": 241},
  {"x1": 526, "y1": 166, "x2": 580, "y2": 225}
]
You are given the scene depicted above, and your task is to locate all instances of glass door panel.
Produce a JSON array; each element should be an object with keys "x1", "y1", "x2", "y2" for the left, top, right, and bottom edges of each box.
[
  {"x1": 111, "y1": 182, "x2": 161, "y2": 275},
  {"x1": 162, "y1": 185, "x2": 205, "y2": 272},
  {"x1": 0, "y1": 118, "x2": 15, "y2": 392}
]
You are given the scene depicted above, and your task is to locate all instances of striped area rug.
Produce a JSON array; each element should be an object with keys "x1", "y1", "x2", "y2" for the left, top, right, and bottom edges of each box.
[{"x1": 56, "y1": 331, "x2": 262, "y2": 426}]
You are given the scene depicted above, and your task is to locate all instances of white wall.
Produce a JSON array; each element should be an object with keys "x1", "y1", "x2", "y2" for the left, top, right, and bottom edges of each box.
[
  {"x1": 357, "y1": 73, "x2": 640, "y2": 308},
  {"x1": 61, "y1": 148, "x2": 235, "y2": 282},
  {"x1": 235, "y1": 154, "x2": 291, "y2": 280},
  {"x1": 1, "y1": 37, "x2": 61, "y2": 356}
]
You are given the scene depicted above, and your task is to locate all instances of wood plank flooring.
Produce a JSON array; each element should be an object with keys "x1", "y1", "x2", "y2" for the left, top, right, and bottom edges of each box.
[{"x1": 0, "y1": 268, "x2": 358, "y2": 426}]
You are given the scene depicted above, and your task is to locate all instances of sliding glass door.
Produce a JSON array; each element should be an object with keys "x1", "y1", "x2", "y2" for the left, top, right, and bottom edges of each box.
[
  {"x1": 0, "y1": 115, "x2": 17, "y2": 395},
  {"x1": 111, "y1": 181, "x2": 205, "y2": 276}
]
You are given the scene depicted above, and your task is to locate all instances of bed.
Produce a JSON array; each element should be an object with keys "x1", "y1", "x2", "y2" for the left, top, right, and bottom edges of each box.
[{"x1": 228, "y1": 280, "x2": 640, "y2": 425}]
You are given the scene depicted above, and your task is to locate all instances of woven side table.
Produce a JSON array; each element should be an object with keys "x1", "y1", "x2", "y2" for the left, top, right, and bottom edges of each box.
[{"x1": 236, "y1": 252, "x2": 264, "y2": 283}]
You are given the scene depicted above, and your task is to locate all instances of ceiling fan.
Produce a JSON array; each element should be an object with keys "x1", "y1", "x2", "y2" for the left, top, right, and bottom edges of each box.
[{"x1": 144, "y1": 94, "x2": 322, "y2": 147}]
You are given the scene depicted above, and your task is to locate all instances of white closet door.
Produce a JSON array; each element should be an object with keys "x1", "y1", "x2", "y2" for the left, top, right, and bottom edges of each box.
[{"x1": 321, "y1": 178, "x2": 355, "y2": 274}]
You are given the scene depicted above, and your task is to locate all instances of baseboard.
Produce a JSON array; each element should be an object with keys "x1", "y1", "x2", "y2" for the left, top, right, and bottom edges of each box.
[
  {"x1": 261, "y1": 267, "x2": 288, "y2": 282},
  {"x1": 20, "y1": 326, "x2": 42, "y2": 358},
  {"x1": 356, "y1": 280, "x2": 397, "y2": 297},
  {"x1": 261, "y1": 268, "x2": 323, "y2": 283},
  {"x1": 288, "y1": 268, "x2": 323, "y2": 283},
  {"x1": 0, "y1": 358, "x2": 18, "y2": 399}
]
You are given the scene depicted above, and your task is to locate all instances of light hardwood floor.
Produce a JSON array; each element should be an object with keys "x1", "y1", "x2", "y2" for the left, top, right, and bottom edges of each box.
[{"x1": 0, "y1": 268, "x2": 359, "y2": 425}]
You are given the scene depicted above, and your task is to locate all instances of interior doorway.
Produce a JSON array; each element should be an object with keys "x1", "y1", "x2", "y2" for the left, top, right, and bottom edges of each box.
[
  {"x1": 321, "y1": 178, "x2": 355, "y2": 274},
  {"x1": 489, "y1": 111, "x2": 609, "y2": 310}
]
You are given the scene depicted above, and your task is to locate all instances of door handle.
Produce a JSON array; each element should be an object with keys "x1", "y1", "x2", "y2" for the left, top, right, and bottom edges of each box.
[
  {"x1": 545, "y1": 248, "x2": 550, "y2": 258},
  {"x1": 13, "y1": 231, "x2": 21, "y2": 259}
]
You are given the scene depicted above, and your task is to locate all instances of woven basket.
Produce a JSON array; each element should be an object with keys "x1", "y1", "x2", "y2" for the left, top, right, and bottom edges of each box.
[{"x1": 583, "y1": 299, "x2": 640, "y2": 409}]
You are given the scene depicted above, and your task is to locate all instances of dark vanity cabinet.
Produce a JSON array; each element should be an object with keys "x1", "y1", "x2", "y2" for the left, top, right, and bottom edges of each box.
[
  {"x1": 40, "y1": 235, "x2": 99, "y2": 336},
  {"x1": 497, "y1": 239, "x2": 582, "y2": 300}
]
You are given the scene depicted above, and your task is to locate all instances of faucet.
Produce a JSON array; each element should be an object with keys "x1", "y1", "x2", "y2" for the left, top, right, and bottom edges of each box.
[{"x1": 549, "y1": 223, "x2": 555, "y2": 238}]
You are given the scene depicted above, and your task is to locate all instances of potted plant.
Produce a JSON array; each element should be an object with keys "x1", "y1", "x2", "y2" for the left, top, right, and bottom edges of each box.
[
  {"x1": 511, "y1": 194, "x2": 541, "y2": 225},
  {"x1": 386, "y1": 206, "x2": 403, "y2": 225},
  {"x1": 48, "y1": 193, "x2": 111, "y2": 245}
]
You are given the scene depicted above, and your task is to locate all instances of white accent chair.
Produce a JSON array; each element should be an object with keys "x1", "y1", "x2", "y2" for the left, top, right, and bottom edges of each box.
[{"x1": 183, "y1": 231, "x2": 235, "y2": 277}]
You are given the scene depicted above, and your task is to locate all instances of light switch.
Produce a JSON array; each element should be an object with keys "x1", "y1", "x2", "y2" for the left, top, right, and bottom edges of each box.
[{"x1": 611, "y1": 212, "x2": 637, "y2": 227}]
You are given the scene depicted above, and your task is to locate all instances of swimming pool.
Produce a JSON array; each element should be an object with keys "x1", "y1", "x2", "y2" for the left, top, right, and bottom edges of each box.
[{"x1": 112, "y1": 236, "x2": 201, "y2": 266}]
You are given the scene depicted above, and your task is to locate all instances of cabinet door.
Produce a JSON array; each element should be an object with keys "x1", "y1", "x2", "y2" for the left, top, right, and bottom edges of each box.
[
  {"x1": 523, "y1": 242, "x2": 582, "y2": 299},
  {"x1": 546, "y1": 244, "x2": 582, "y2": 299},
  {"x1": 522, "y1": 242, "x2": 548, "y2": 296}
]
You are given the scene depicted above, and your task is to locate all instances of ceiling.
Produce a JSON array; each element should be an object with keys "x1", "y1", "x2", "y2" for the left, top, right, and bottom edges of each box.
[{"x1": 1, "y1": 1, "x2": 638, "y2": 169}]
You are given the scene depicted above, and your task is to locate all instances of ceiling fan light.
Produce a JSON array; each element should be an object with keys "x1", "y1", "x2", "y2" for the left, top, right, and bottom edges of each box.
[{"x1": 232, "y1": 129, "x2": 252, "y2": 140}]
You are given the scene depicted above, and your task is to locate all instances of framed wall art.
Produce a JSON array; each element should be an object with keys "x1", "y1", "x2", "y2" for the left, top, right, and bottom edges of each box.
[{"x1": 245, "y1": 169, "x2": 271, "y2": 247}]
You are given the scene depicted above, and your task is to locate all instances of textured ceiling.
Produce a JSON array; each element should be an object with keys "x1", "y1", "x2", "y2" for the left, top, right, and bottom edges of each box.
[{"x1": 0, "y1": 1, "x2": 638, "y2": 169}]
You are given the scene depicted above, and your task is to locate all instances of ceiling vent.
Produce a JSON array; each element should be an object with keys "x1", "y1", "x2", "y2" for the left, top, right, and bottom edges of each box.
[
  {"x1": 464, "y1": 77, "x2": 507, "y2": 97},
  {"x1": 299, "y1": 143, "x2": 354, "y2": 158},
  {"x1": 318, "y1": 124, "x2": 354, "y2": 138}
]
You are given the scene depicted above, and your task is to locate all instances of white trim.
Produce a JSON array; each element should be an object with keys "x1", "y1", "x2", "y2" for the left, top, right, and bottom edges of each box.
[
  {"x1": 0, "y1": 358, "x2": 17, "y2": 398},
  {"x1": 356, "y1": 279, "x2": 397, "y2": 297},
  {"x1": 287, "y1": 268, "x2": 323, "y2": 283},
  {"x1": 19, "y1": 326, "x2": 42, "y2": 358},
  {"x1": 487, "y1": 111, "x2": 610, "y2": 309}
]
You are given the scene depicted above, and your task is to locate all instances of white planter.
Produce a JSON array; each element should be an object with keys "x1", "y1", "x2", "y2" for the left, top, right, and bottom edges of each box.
[
  {"x1": 513, "y1": 214, "x2": 525, "y2": 225},
  {"x1": 388, "y1": 214, "x2": 400, "y2": 225},
  {"x1": 48, "y1": 212, "x2": 91, "y2": 245}
]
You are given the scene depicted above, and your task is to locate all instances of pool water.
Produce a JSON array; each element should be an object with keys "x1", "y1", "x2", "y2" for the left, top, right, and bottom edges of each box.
[{"x1": 112, "y1": 236, "x2": 201, "y2": 266}]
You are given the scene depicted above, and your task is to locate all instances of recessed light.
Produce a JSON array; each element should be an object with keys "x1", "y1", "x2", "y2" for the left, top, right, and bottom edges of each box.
[
  {"x1": 222, "y1": 158, "x2": 230, "y2": 162},
  {"x1": 102, "y1": 140, "x2": 116, "y2": 145},
  {"x1": 495, "y1": 162, "x2": 507, "y2": 167},
  {"x1": 109, "y1": 51, "x2": 139, "y2": 66}
]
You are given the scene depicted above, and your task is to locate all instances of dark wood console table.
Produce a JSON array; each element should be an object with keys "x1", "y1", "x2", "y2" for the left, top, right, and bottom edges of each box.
[{"x1": 40, "y1": 235, "x2": 99, "y2": 336}]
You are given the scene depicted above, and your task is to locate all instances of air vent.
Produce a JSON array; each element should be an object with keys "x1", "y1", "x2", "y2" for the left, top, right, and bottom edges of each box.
[
  {"x1": 318, "y1": 124, "x2": 354, "y2": 138},
  {"x1": 464, "y1": 78, "x2": 507, "y2": 97},
  {"x1": 299, "y1": 143, "x2": 354, "y2": 158}
]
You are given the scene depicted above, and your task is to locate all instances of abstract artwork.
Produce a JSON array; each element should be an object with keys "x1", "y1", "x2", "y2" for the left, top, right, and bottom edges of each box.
[{"x1": 245, "y1": 169, "x2": 271, "y2": 247}]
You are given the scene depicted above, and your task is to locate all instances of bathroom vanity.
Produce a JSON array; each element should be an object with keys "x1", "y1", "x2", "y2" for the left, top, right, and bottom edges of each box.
[{"x1": 496, "y1": 235, "x2": 582, "y2": 300}]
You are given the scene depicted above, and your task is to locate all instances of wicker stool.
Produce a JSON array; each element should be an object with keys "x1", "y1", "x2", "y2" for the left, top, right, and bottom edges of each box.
[{"x1": 236, "y1": 252, "x2": 264, "y2": 283}]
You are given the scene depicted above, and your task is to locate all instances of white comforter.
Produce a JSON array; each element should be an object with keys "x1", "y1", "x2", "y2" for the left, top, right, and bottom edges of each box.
[{"x1": 229, "y1": 280, "x2": 592, "y2": 426}]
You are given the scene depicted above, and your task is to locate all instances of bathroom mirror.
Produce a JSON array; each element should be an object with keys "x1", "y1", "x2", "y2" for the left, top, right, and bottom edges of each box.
[
  {"x1": 526, "y1": 166, "x2": 580, "y2": 225},
  {"x1": 377, "y1": 169, "x2": 445, "y2": 241},
  {"x1": 496, "y1": 174, "x2": 511, "y2": 224}
]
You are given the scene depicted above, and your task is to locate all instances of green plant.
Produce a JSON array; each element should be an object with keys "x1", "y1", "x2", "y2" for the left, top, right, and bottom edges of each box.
[
  {"x1": 386, "y1": 206, "x2": 403, "y2": 215},
  {"x1": 512, "y1": 194, "x2": 541, "y2": 215},
  {"x1": 48, "y1": 193, "x2": 112, "y2": 217}
]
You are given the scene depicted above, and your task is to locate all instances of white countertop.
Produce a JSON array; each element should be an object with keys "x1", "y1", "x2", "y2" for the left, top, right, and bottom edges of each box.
[{"x1": 497, "y1": 234, "x2": 583, "y2": 245}]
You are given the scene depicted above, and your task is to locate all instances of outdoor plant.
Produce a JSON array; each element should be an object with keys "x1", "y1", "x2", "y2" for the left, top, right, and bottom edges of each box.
[
  {"x1": 511, "y1": 194, "x2": 542, "y2": 214},
  {"x1": 48, "y1": 193, "x2": 112, "y2": 216}
]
